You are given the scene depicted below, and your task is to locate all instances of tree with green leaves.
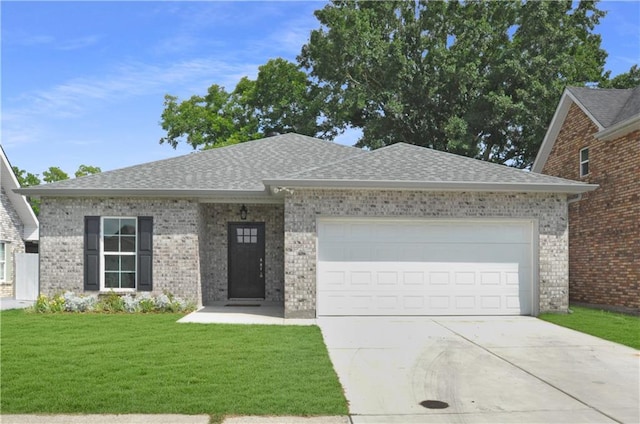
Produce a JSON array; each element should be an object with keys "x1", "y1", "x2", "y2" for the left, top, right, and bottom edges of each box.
[
  {"x1": 600, "y1": 65, "x2": 640, "y2": 89},
  {"x1": 299, "y1": 0, "x2": 607, "y2": 168},
  {"x1": 12, "y1": 166, "x2": 40, "y2": 188},
  {"x1": 42, "y1": 166, "x2": 69, "y2": 183},
  {"x1": 75, "y1": 164, "x2": 102, "y2": 178},
  {"x1": 12, "y1": 166, "x2": 41, "y2": 215},
  {"x1": 12, "y1": 164, "x2": 101, "y2": 215},
  {"x1": 160, "y1": 58, "x2": 330, "y2": 150}
]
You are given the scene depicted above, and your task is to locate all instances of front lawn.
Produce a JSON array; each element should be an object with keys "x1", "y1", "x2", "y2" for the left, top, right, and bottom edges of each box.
[
  {"x1": 0, "y1": 310, "x2": 347, "y2": 417},
  {"x1": 539, "y1": 305, "x2": 640, "y2": 349}
]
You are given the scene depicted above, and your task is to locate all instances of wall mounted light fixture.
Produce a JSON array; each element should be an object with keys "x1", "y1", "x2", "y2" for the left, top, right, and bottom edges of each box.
[{"x1": 240, "y1": 204, "x2": 248, "y2": 220}]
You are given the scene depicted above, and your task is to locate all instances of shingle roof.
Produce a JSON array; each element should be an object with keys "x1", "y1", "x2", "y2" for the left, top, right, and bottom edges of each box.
[
  {"x1": 19, "y1": 133, "x2": 596, "y2": 197},
  {"x1": 266, "y1": 143, "x2": 594, "y2": 193},
  {"x1": 532, "y1": 86, "x2": 640, "y2": 172},
  {"x1": 19, "y1": 133, "x2": 364, "y2": 196},
  {"x1": 568, "y1": 86, "x2": 640, "y2": 128}
]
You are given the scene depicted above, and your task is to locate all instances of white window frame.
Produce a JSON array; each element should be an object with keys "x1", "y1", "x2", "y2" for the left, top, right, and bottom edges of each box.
[
  {"x1": 100, "y1": 217, "x2": 137, "y2": 292},
  {"x1": 0, "y1": 241, "x2": 6, "y2": 283},
  {"x1": 580, "y1": 147, "x2": 589, "y2": 177}
]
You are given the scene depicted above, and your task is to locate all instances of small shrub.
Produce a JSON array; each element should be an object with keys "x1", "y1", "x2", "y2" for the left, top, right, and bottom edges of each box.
[
  {"x1": 63, "y1": 292, "x2": 97, "y2": 312},
  {"x1": 155, "y1": 294, "x2": 172, "y2": 311},
  {"x1": 96, "y1": 291, "x2": 125, "y2": 313},
  {"x1": 137, "y1": 293, "x2": 156, "y2": 313},
  {"x1": 34, "y1": 294, "x2": 51, "y2": 313},
  {"x1": 122, "y1": 295, "x2": 140, "y2": 313},
  {"x1": 48, "y1": 294, "x2": 65, "y2": 313}
]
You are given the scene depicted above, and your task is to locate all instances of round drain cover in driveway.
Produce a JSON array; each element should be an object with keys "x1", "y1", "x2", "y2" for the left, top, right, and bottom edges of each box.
[{"x1": 420, "y1": 400, "x2": 449, "y2": 409}]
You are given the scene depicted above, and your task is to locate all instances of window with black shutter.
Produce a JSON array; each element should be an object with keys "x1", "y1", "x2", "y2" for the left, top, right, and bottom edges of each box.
[{"x1": 84, "y1": 215, "x2": 153, "y2": 291}]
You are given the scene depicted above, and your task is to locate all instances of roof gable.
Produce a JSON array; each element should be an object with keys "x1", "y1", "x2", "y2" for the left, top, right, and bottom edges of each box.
[
  {"x1": 533, "y1": 87, "x2": 640, "y2": 172},
  {"x1": 1, "y1": 146, "x2": 39, "y2": 240},
  {"x1": 567, "y1": 86, "x2": 640, "y2": 128}
]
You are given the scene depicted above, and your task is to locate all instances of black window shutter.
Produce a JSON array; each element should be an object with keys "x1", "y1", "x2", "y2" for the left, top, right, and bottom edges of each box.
[
  {"x1": 137, "y1": 216, "x2": 153, "y2": 291},
  {"x1": 84, "y1": 216, "x2": 100, "y2": 291}
]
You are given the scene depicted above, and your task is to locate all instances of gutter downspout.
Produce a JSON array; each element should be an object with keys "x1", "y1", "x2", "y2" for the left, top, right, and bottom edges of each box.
[{"x1": 567, "y1": 193, "x2": 583, "y2": 204}]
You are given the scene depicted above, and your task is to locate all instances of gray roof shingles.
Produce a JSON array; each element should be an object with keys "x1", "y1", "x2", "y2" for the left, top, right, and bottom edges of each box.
[
  {"x1": 568, "y1": 86, "x2": 640, "y2": 128},
  {"x1": 22, "y1": 133, "x2": 364, "y2": 194},
  {"x1": 270, "y1": 143, "x2": 589, "y2": 187},
  {"x1": 20, "y1": 133, "x2": 595, "y2": 196}
]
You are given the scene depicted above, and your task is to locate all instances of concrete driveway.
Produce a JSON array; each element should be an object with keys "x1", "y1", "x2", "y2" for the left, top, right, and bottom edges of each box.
[{"x1": 318, "y1": 316, "x2": 639, "y2": 423}]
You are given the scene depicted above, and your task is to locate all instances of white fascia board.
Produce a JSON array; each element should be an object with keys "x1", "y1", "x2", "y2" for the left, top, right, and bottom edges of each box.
[
  {"x1": 13, "y1": 188, "x2": 273, "y2": 199},
  {"x1": 532, "y1": 89, "x2": 603, "y2": 173},
  {"x1": 1, "y1": 149, "x2": 39, "y2": 239},
  {"x1": 595, "y1": 114, "x2": 640, "y2": 141},
  {"x1": 264, "y1": 179, "x2": 599, "y2": 194},
  {"x1": 23, "y1": 226, "x2": 39, "y2": 241},
  {"x1": 198, "y1": 195, "x2": 284, "y2": 204}
]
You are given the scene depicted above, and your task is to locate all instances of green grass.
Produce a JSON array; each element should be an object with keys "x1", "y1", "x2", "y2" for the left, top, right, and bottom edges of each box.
[
  {"x1": 539, "y1": 305, "x2": 640, "y2": 349},
  {"x1": 0, "y1": 310, "x2": 348, "y2": 416}
]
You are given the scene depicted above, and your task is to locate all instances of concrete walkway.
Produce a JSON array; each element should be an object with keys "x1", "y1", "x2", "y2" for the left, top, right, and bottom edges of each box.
[
  {"x1": 319, "y1": 316, "x2": 640, "y2": 424},
  {"x1": 0, "y1": 297, "x2": 35, "y2": 310},
  {"x1": 178, "y1": 303, "x2": 316, "y2": 325}
]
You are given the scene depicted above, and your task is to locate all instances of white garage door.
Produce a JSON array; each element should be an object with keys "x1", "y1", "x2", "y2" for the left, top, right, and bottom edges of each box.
[{"x1": 317, "y1": 219, "x2": 535, "y2": 316}]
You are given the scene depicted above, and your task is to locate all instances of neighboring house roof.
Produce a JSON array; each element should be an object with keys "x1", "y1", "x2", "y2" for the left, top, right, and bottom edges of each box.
[
  {"x1": 265, "y1": 142, "x2": 596, "y2": 193},
  {"x1": 0, "y1": 145, "x2": 39, "y2": 241},
  {"x1": 533, "y1": 86, "x2": 640, "y2": 172},
  {"x1": 17, "y1": 133, "x2": 596, "y2": 199}
]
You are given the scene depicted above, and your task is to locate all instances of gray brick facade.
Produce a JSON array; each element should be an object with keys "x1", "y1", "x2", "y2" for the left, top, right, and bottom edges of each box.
[
  {"x1": 39, "y1": 197, "x2": 201, "y2": 304},
  {"x1": 283, "y1": 189, "x2": 569, "y2": 318},
  {"x1": 38, "y1": 189, "x2": 570, "y2": 318},
  {"x1": 0, "y1": 186, "x2": 26, "y2": 297},
  {"x1": 199, "y1": 203, "x2": 284, "y2": 304}
]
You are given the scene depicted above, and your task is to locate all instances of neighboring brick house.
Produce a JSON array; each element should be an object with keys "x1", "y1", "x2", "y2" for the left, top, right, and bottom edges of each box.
[
  {"x1": 19, "y1": 133, "x2": 596, "y2": 318},
  {"x1": 533, "y1": 86, "x2": 640, "y2": 314},
  {"x1": 0, "y1": 146, "x2": 39, "y2": 297}
]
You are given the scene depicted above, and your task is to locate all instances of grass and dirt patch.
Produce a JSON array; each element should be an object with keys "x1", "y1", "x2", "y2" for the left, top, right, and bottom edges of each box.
[
  {"x1": 0, "y1": 310, "x2": 347, "y2": 417},
  {"x1": 539, "y1": 305, "x2": 640, "y2": 349}
]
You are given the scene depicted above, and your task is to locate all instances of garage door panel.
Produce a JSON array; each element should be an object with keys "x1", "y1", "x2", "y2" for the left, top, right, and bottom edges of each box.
[
  {"x1": 331, "y1": 221, "x2": 531, "y2": 244},
  {"x1": 317, "y1": 220, "x2": 534, "y2": 316},
  {"x1": 321, "y1": 241, "x2": 531, "y2": 264},
  {"x1": 320, "y1": 262, "x2": 528, "y2": 291},
  {"x1": 318, "y1": 293, "x2": 526, "y2": 316}
]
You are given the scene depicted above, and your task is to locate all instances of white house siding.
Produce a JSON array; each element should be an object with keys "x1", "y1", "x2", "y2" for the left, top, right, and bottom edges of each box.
[
  {"x1": 39, "y1": 197, "x2": 201, "y2": 304},
  {"x1": 0, "y1": 186, "x2": 26, "y2": 297},
  {"x1": 283, "y1": 190, "x2": 569, "y2": 318}
]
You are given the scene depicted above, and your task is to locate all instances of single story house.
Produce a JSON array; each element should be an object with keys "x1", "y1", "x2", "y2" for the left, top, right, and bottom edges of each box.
[
  {"x1": 18, "y1": 133, "x2": 597, "y2": 318},
  {"x1": 1, "y1": 146, "x2": 39, "y2": 297}
]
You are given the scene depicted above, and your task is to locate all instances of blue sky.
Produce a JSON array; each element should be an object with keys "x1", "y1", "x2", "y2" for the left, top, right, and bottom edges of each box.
[{"x1": 2, "y1": 1, "x2": 639, "y2": 178}]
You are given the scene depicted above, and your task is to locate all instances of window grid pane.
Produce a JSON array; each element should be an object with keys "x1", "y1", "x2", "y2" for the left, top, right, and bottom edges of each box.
[
  {"x1": 102, "y1": 218, "x2": 137, "y2": 289},
  {"x1": 235, "y1": 227, "x2": 258, "y2": 244}
]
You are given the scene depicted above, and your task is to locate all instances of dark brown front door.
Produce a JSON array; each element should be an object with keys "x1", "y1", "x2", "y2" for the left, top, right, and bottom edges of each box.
[{"x1": 228, "y1": 222, "x2": 265, "y2": 299}]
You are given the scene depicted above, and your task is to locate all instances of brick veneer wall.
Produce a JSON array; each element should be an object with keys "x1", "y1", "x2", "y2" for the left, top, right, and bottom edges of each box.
[
  {"x1": 0, "y1": 186, "x2": 26, "y2": 297},
  {"x1": 283, "y1": 189, "x2": 569, "y2": 318},
  {"x1": 39, "y1": 197, "x2": 201, "y2": 304},
  {"x1": 199, "y1": 203, "x2": 284, "y2": 304},
  {"x1": 542, "y1": 103, "x2": 640, "y2": 312}
]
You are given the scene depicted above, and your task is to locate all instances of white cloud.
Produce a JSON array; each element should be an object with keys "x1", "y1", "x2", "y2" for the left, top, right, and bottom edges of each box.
[
  {"x1": 7, "y1": 31, "x2": 101, "y2": 51},
  {"x1": 6, "y1": 58, "x2": 261, "y2": 120}
]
